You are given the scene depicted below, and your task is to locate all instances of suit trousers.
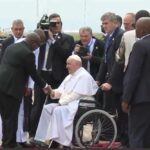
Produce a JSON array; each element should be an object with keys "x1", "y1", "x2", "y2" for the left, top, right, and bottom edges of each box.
[
  {"x1": 30, "y1": 71, "x2": 61, "y2": 137},
  {"x1": 0, "y1": 91, "x2": 21, "y2": 148},
  {"x1": 102, "y1": 90, "x2": 121, "y2": 114},
  {"x1": 129, "y1": 103, "x2": 150, "y2": 148},
  {"x1": 23, "y1": 94, "x2": 32, "y2": 132}
]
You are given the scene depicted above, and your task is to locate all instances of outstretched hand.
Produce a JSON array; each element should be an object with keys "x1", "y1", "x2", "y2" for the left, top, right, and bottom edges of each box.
[{"x1": 43, "y1": 85, "x2": 52, "y2": 95}]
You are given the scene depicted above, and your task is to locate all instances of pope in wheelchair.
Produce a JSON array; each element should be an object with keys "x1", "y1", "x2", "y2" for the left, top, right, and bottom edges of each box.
[{"x1": 33, "y1": 55, "x2": 98, "y2": 147}]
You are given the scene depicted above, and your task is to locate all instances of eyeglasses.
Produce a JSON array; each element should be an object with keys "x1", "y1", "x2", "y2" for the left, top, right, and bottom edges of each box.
[
  {"x1": 50, "y1": 21, "x2": 61, "y2": 24},
  {"x1": 50, "y1": 22, "x2": 61, "y2": 27},
  {"x1": 55, "y1": 22, "x2": 61, "y2": 24}
]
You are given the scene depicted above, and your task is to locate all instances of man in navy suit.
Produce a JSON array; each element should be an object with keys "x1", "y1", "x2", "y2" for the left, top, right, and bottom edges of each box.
[
  {"x1": 122, "y1": 17, "x2": 150, "y2": 148},
  {"x1": 96, "y1": 12, "x2": 124, "y2": 114}
]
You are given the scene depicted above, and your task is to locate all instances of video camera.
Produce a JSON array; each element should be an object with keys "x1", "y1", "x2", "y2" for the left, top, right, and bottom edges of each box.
[
  {"x1": 39, "y1": 14, "x2": 50, "y2": 30},
  {"x1": 39, "y1": 14, "x2": 61, "y2": 30}
]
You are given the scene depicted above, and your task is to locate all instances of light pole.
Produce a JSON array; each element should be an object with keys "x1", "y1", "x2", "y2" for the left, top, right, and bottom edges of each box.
[
  {"x1": 36, "y1": 0, "x2": 39, "y2": 17},
  {"x1": 83, "y1": 0, "x2": 87, "y2": 26}
]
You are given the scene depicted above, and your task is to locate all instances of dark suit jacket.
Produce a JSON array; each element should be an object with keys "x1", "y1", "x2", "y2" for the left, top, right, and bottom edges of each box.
[
  {"x1": 123, "y1": 35, "x2": 150, "y2": 105},
  {"x1": 38, "y1": 32, "x2": 74, "y2": 81},
  {"x1": 96, "y1": 27, "x2": 124, "y2": 92},
  {"x1": 0, "y1": 36, "x2": 14, "y2": 62},
  {"x1": 0, "y1": 41, "x2": 46, "y2": 100},
  {"x1": 75, "y1": 37, "x2": 104, "y2": 79}
]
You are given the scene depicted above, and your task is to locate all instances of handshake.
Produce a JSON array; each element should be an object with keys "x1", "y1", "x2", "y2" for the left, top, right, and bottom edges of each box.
[{"x1": 42, "y1": 84, "x2": 53, "y2": 95}]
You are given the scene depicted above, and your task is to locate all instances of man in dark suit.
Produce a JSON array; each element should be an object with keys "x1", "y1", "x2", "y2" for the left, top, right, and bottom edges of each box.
[
  {"x1": 96, "y1": 12, "x2": 124, "y2": 114},
  {"x1": 0, "y1": 19, "x2": 24, "y2": 62},
  {"x1": 0, "y1": 33, "x2": 50, "y2": 148},
  {"x1": 122, "y1": 17, "x2": 150, "y2": 148},
  {"x1": 107, "y1": 10, "x2": 150, "y2": 147},
  {"x1": 0, "y1": 19, "x2": 33, "y2": 147},
  {"x1": 30, "y1": 13, "x2": 74, "y2": 138},
  {"x1": 73, "y1": 26, "x2": 104, "y2": 79}
]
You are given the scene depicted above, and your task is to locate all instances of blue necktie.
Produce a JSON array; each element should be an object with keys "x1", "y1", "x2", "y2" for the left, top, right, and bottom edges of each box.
[{"x1": 104, "y1": 35, "x2": 111, "y2": 63}]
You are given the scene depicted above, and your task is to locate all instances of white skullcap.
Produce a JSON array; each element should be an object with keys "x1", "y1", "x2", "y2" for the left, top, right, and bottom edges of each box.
[{"x1": 68, "y1": 55, "x2": 82, "y2": 62}]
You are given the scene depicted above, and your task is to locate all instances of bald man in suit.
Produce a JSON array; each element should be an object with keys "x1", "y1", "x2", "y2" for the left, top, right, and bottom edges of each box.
[
  {"x1": 0, "y1": 33, "x2": 50, "y2": 148},
  {"x1": 122, "y1": 17, "x2": 150, "y2": 148}
]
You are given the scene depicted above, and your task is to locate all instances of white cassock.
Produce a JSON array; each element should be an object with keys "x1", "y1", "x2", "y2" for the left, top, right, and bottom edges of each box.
[{"x1": 35, "y1": 67, "x2": 98, "y2": 146}]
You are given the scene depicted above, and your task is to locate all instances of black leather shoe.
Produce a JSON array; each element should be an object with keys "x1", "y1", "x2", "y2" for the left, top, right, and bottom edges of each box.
[
  {"x1": 18, "y1": 142, "x2": 35, "y2": 148},
  {"x1": 63, "y1": 145, "x2": 70, "y2": 149},
  {"x1": 50, "y1": 141, "x2": 59, "y2": 148},
  {"x1": 29, "y1": 139, "x2": 48, "y2": 148}
]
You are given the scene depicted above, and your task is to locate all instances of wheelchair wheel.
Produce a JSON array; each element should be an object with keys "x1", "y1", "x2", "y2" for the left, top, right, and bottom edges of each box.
[{"x1": 75, "y1": 109, "x2": 117, "y2": 148}]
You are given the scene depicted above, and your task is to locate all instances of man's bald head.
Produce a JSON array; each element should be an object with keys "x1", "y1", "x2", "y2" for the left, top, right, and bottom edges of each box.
[
  {"x1": 136, "y1": 17, "x2": 150, "y2": 38},
  {"x1": 25, "y1": 32, "x2": 41, "y2": 50},
  {"x1": 34, "y1": 29, "x2": 46, "y2": 45}
]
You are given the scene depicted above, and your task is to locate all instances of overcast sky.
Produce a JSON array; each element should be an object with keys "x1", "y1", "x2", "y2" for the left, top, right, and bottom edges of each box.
[{"x1": 0, "y1": 0, "x2": 149, "y2": 32}]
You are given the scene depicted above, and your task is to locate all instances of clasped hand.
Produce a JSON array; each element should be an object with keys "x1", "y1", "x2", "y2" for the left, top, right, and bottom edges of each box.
[
  {"x1": 43, "y1": 85, "x2": 52, "y2": 95},
  {"x1": 100, "y1": 83, "x2": 112, "y2": 91}
]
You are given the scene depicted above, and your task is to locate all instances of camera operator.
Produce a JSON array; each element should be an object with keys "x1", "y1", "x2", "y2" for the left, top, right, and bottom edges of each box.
[
  {"x1": 73, "y1": 27, "x2": 104, "y2": 79},
  {"x1": 29, "y1": 13, "x2": 74, "y2": 141}
]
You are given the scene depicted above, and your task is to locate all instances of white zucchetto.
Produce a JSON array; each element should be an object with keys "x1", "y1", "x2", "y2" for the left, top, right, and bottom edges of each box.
[{"x1": 68, "y1": 55, "x2": 81, "y2": 62}]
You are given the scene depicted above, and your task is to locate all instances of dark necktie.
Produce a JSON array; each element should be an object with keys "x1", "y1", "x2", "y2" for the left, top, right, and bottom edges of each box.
[{"x1": 104, "y1": 35, "x2": 111, "y2": 63}]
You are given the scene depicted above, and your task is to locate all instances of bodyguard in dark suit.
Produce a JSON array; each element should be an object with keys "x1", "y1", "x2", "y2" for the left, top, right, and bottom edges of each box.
[
  {"x1": 96, "y1": 12, "x2": 124, "y2": 114},
  {"x1": 107, "y1": 10, "x2": 150, "y2": 147},
  {"x1": 122, "y1": 17, "x2": 150, "y2": 148},
  {"x1": 30, "y1": 13, "x2": 74, "y2": 137},
  {"x1": 0, "y1": 33, "x2": 50, "y2": 148}
]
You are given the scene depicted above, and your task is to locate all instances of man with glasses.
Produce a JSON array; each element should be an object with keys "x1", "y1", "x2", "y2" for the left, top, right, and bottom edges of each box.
[{"x1": 30, "y1": 13, "x2": 74, "y2": 142}]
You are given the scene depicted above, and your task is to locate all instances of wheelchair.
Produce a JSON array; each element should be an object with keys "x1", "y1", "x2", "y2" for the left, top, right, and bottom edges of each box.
[{"x1": 73, "y1": 99, "x2": 117, "y2": 148}]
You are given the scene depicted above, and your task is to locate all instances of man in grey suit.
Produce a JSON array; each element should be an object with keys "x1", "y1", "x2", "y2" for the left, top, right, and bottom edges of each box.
[
  {"x1": 122, "y1": 17, "x2": 150, "y2": 148},
  {"x1": 0, "y1": 33, "x2": 50, "y2": 148}
]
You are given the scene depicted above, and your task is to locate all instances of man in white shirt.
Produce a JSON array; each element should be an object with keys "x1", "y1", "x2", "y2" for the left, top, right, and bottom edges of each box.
[{"x1": 33, "y1": 55, "x2": 98, "y2": 148}]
